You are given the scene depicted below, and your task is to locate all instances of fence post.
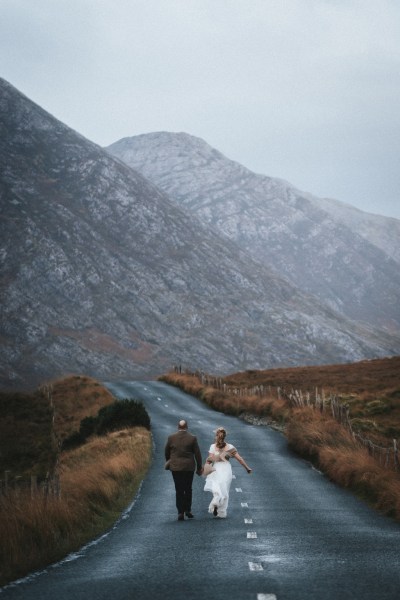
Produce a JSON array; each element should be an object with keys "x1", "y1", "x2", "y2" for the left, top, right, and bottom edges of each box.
[
  {"x1": 393, "y1": 439, "x2": 398, "y2": 470},
  {"x1": 31, "y1": 475, "x2": 38, "y2": 499},
  {"x1": 14, "y1": 475, "x2": 22, "y2": 497},
  {"x1": 4, "y1": 470, "x2": 10, "y2": 495},
  {"x1": 55, "y1": 474, "x2": 61, "y2": 499}
]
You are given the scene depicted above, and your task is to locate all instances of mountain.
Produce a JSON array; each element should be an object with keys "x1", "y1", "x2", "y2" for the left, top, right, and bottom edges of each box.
[
  {"x1": 1, "y1": 80, "x2": 399, "y2": 389},
  {"x1": 107, "y1": 132, "x2": 400, "y2": 333}
]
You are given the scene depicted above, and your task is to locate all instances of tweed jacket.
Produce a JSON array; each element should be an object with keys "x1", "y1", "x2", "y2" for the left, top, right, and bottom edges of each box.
[{"x1": 165, "y1": 430, "x2": 202, "y2": 472}]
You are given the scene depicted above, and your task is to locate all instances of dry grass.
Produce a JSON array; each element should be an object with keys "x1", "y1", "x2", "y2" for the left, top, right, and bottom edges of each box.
[
  {"x1": 223, "y1": 356, "x2": 400, "y2": 398},
  {"x1": 0, "y1": 427, "x2": 151, "y2": 586},
  {"x1": 0, "y1": 375, "x2": 115, "y2": 477},
  {"x1": 0, "y1": 389, "x2": 54, "y2": 476},
  {"x1": 287, "y1": 410, "x2": 400, "y2": 518},
  {"x1": 160, "y1": 372, "x2": 288, "y2": 421},
  {"x1": 0, "y1": 375, "x2": 151, "y2": 586},
  {"x1": 49, "y1": 374, "x2": 115, "y2": 441},
  {"x1": 161, "y1": 361, "x2": 400, "y2": 521},
  {"x1": 223, "y1": 356, "x2": 400, "y2": 445}
]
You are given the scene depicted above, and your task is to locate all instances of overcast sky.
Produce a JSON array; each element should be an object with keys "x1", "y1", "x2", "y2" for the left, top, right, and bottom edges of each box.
[{"x1": 1, "y1": 0, "x2": 399, "y2": 219}]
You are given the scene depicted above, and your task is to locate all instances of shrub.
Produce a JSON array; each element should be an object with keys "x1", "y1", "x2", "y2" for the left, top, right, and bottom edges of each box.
[
  {"x1": 96, "y1": 399, "x2": 151, "y2": 434},
  {"x1": 0, "y1": 427, "x2": 152, "y2": 586},
  {"x1": 63, "y1": 399, "x2": 150, "y2": 449},
  {"x1": 79, "y1": 415, "x2": 97, "y2": 438}
]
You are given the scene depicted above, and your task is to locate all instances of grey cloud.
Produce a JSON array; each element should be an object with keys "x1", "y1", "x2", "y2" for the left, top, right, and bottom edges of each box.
[{"x1": 0, "y1": 0, "x2": 399, "y2": 218}]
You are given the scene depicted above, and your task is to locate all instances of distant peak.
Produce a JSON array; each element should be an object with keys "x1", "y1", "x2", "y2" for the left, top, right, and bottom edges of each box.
[{"x1": 109, "y1": 130, "x2": 214, "y2": 151}]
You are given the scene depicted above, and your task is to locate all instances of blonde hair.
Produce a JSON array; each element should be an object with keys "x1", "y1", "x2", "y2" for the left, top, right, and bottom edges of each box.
[{"x1": 215, "y1": 427, "x2": 227, "y2": 449}]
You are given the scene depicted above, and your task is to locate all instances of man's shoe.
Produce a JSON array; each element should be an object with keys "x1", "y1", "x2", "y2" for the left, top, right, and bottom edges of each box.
[
  {"x1": 178, "y1": 513, "x2": 184, "y2": 521},
  {"x1": 213, "y1": 505, "x2": 218, "y2": 517},
  {"x1": 185, "y1": 512, "x2": 194, "y2": 519}
]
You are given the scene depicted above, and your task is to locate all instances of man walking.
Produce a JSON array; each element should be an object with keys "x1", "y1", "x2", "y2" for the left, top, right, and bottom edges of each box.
[{"x1": 165, "y1": 419, "x2": 203, "y2": 521}]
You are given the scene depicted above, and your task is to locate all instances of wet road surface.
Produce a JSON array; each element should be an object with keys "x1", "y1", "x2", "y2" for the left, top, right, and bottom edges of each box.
[{"x1": 1, "y1": 381, "x2": 400, "y2": 600}]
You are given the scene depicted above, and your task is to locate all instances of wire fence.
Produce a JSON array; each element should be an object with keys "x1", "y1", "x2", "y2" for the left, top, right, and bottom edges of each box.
[
  {"x1": 177, "y1": 368, "x2": 399, "y2": 472},
  {"x1": 283, "y1": 387, "x2": 399, "y2": 471},
  {"x1": 0, "y1": 471, "x2": 61, "y2": 499},
  {"x1": 0, "y1": 383, "x2": 63, "y2": 501}
]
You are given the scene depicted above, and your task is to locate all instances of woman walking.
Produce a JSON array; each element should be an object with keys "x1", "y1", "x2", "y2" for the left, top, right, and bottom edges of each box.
[{"x1": 204, "y1": 426, "x2": 252, "y2": 518}]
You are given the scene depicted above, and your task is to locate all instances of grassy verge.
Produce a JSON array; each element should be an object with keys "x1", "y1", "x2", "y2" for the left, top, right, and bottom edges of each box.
[
  {"x1": 159, "y1": 372, "x2": 289, "y2": 421},
  {"x1": 160, "y1": 369, "x2": 400, "y2": 521},
  {"x1": 0, "y1": 426, "x2": 151, "y2": 586},
  {"x1": 0, "y1": 375, "x2": 116, "y2": 477},
  {"x1": 286, "y1": 407, "x2": 400, "y2": 517},
  {"x1": 0, "y1": 375, "x2": 152, "y2": 587}
]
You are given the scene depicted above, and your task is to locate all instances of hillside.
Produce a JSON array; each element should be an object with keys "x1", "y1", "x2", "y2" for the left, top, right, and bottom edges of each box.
[
  {"x1": 2, "y1": 79, "x2": 399, "y2": 389},
  {"x1": 0, "y1": 375, "x2": 151, "y2": 585},
  {"x1": 224, "y1": 355, "x2": 400, "y2": 398},
  {"x1": 223, "y1": 356, "x2": 400, "y2": 444},
  {"x1": 107, "y1": 132, "x2": 400, "y2": 333},
  {"x1": 0, "y1": 375, "x2": 114, "y2": 477}
]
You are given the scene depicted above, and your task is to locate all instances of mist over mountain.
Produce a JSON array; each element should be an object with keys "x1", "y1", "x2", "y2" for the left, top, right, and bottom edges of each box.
[
  {"x1": 107, "y1": 132, "x2": 400, "y2": 333},
  {"x1": 1, "y1": 80, "x2": 399, "y2": 389}
]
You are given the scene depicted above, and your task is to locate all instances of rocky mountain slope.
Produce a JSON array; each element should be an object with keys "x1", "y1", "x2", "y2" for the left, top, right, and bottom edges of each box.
[
  {"x1": 107, "y1": 132, "x2": 400, "y2": 333},
  {"x1": 1, "y1": 80, "x2": 399, "y2": 389}
]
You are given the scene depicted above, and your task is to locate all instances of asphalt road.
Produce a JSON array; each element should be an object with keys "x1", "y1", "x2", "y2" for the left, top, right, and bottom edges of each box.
[{"x1": 1, "y1": 381, "x2": 400, "y2": 600}]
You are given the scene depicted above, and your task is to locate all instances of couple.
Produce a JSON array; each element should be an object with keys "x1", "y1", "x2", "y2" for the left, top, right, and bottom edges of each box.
[{"x1": 165, "y1": 419, "x2": 252, "y2": 521}]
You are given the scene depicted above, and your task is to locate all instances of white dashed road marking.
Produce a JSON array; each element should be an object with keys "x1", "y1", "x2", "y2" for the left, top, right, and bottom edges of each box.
[
  {"x1": 241, "y1": 502, "x2": 249, "y2": 507},
  {"x1": 248, "y1": 562, "x2": 263, "y2": 571},
  {"x1": 247, "y1": 531, "x2": 257, "y2": 539},
  {"x1": 257, "y1": 595, "x2": 277, "y2": 600},
  {"x1": 157, "y1": 397, "x2": 162, "y2": 401},
  {"x1": 164, "y1": 404, "x2": 168, "y2": 407},
  {"x1": 244, "y1": 518, "x2": 253, "y2": 524},
  {"x1": 235, "y1": 487, "x2": 243, "y2": 492},
  {"x1": 232, "y1": 474, "x2": 236, "y2": 479}
]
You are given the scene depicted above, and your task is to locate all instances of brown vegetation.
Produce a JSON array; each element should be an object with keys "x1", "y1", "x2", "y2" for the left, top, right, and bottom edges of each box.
[
  {"x1": 286, "y1": 408, "x2": 400, "y2": 517},
  {"x1": 0, "y1": 427, "x2": 151, "y2": 586},
  {"x1": 0, "y1": 375, "x2": 152, "y2": 586},
  {"x1": 223, "y1": 356, "x2": 400, "y2": 397},
  {"x1": 0, "y1": 375, "x2": 115, "y2": 478},
  {"x1": 224, "y1": 356, "x2": 400, "y2": 445},
  {"x1": 0, "y1": 388, "x2": 54, "y2": 477},
  {"x1": 160, "y1": 357, "x2": 400, "y2": 520},
  {"x1": 49, "y1": 374, "x2": 115, "y2": 441}
]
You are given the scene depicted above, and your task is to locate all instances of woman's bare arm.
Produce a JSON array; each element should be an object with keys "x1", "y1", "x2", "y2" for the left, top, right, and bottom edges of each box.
[{"x1": 233, "y1": 450, "x2": 252, "y2": 473}]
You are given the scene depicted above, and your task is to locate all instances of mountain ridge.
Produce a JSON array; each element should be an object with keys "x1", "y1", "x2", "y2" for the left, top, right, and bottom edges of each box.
[
  {"x1": 1, "y1": 79, "x2": 399, "y2": 389},
  {"x1": 107, "y1": 131, "x2": 400, "y2": 332}
]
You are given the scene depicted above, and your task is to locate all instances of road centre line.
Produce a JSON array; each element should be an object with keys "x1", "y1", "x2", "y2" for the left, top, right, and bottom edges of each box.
[
  {"x1": 247, "y1": 531, "x2": 257, "y2": 539},
  {"x1": 241, "y1": 502, "x2": 249, "y2": 507},
  {"x1": 244, "y1": 518, "x2": 253, "y2": 524},
  {"x1": 257, "y1": 595, "x2": 277, "y2": 600},
  {"x1": 248, "y1": 562, "x2": 263, "y2": 571},
  {"x1": 235, "y1": 487, "x2": 243, "y2": 492}
]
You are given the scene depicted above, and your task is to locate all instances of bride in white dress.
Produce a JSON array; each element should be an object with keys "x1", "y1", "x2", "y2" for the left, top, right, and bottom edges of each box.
[{"x1": 204, "y1": 427, "x2": 252, "y2": 518}]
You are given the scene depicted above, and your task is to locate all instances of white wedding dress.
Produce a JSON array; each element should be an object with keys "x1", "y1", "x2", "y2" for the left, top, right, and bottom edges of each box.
[{"x1": 204, "y1": 443, "x2": 236, "y2": 518}]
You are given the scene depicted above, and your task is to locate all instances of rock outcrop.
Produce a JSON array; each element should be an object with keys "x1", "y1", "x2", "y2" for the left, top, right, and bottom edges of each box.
[
  {"x1": 107, "y1": 132, "x2": 400, "y2": 333},
  {"x1": 1, "y1": 81, "x2": 398, "y2": 389}
]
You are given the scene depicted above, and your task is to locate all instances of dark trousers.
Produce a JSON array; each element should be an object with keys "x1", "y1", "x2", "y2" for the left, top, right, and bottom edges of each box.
[{"x1": 172, "y1": 471, "x2": 194, "y2": 514}]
